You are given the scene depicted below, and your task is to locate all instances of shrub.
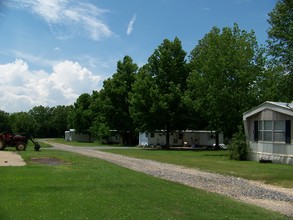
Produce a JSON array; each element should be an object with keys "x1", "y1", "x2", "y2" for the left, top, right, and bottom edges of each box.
[{"x1": 228, "y1": 126, "x2": 249, "y2": 161}]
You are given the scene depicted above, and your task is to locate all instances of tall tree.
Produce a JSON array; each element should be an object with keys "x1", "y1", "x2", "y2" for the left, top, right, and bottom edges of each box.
[
  {"x1": 29, "y1": 106, "x2": 54, "y2": 137},
  {"x1": 267, "y1": 0, "x2": 293, "y2": 100},
  {"x1": 267, "y1": 0, "x2": 293, "y2": 72},
  {"x1": 186, "y1": 24, "x2": 265, "y2": 141},
  {"x1": 68, "y1": 93, "x2": 93, "y2": 141},
  {"x1": 94, "y1": 56, "x2": 138, "y2": 145},
  {"x1": 253, "y1": 65, "x2": 288, "y2": 102},
  {"x1": 129, "y1": 65, "x2": 155, "y2": 132},
  {"x1": 130, "y1": 37, "x2": 189, "y2": 148},
  {"x1": 89, "y1": 91, "x2": 110, "y2": 141},
  {"x1": 51, "y1": 105, "x2": 71, "y2": 137}
]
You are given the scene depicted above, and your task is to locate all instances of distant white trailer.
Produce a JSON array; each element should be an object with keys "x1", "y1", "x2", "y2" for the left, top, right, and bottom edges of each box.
[
  {"x1": 64, "y1": 129, "x2": 92, "y2": 142},
  {"x1": 139, "y1": 130, "x2": 223, "y2": 147}
]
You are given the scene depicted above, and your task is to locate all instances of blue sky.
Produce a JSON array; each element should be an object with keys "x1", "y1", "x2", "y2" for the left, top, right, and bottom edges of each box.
[{"x1": 0, "y1": 0, "x2": 276, "y2": 113}]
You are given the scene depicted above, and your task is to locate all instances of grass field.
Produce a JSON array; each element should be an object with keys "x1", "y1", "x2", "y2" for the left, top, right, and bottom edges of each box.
[{"x1": 0, "y1": 146, "x2": 291, "y2": 219}]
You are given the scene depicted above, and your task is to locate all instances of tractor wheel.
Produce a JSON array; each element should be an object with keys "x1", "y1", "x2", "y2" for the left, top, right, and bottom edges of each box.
[
  {"x1": 0, "y1": 139, "x2": 5, "y2": 150},
  {"x1": 16, "y1": 143, "x2": 26, "y2": 151}
]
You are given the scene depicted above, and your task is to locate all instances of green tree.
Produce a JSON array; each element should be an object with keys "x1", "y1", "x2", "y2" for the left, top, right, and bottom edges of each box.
[
  {"x1": 186, "y1": 24, "x2": 265, "y2": 142},
  {"x1": 68, "y1": 93, "x2": 93, "y2": 141},
  {"x1": 130, "y1": 37, "x2": 189, "y2": 148},
  {"x1": 51, "y1": 105, "x2": 71, "y2": 137},
  {"x1": 0, "y1": 110, "x2": 10, "y2": 132},
  {"x1": 9, "y1": 112, "x2": 38, "y2": 135},
  {"x1": 267, "y1": 0, "x2": 293, "y2": 100},
  {"x1": 93, "y1": 56, "x2": 138, "y2": 145},
  {"x1": 130, "y1": 66, "x2": 155, "y2": 132},
  {"x1": 267, "y1": 0, "x2": 293, "y2": 72},
  {"x1": 253, "y1": 65, "x2": 288, "y2": 102},
  {"x1": 89, "y1": 91, "x2": 106, "y2": 140},
  {"x1": 29, "y1": 106, "x2": 54, "y2": 137}
]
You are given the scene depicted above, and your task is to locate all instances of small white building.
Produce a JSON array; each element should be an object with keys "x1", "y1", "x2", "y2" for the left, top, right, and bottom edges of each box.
[
  {"x1": 64, "y1": 129, "x2": 93, "y2": 142},
  {"x1": 139, "y1": 130, "x2": 223, "y2": 147},
  {"x1": 243, "y1": 101, "x2": 293, "y2": 165}
]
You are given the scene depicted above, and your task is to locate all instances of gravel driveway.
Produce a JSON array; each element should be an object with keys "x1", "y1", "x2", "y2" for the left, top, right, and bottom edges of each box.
[{"x1": 44, "y1": 141, "x2": 293, "y2": 217}]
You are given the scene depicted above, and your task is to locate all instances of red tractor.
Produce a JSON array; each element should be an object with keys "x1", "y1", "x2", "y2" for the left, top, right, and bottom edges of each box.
[{"x1": 0, "y1": 132, "x2": 41, "y2": 151}]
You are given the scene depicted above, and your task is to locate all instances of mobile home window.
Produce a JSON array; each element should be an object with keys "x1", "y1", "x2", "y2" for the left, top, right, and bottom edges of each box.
[
  {"x1": 264, "y1": 121, "x2": 272, "y2": 141},
  {"x1": 257, "y1": 120, "x2": 286, "y2": 142},
  {"x1": 274, "y1": 121, "x2": 285, "y2": 142}
]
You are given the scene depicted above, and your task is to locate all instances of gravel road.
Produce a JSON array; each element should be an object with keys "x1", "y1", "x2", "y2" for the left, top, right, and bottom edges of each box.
[{"x1": 44, "y1": 141, "x2": 293, "y2": 217}]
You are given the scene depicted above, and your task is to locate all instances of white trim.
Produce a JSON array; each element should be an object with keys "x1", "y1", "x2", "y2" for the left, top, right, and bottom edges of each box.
[
  {"x1": 252, "y1": 151, "x2": 293, "y2": 158},
  {"x1": 243, "y1": 101, "x2": 293, "y2": 121}
]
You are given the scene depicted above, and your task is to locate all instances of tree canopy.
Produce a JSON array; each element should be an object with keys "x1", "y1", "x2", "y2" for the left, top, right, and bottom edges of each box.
[
  {"x1": 267, "y1": 0, "x2": 293, "y2": 100},
  {"x1": 267, "y1": 0, "x2": 293, "y2": 73},
  {"x1": 68, "y1": 93, "x2": 93, "y2": 141},
  {"x1": 91, "y1": 56, "x2": 138, "y2": 144},
  {"x1": 9, "y1": 112, "x2": 38, "y2": 134},
  {"x1": 186, "y1": 24, "x2": 265, "y2": 138},
  {"x1": 130, "y1": 37, "x2": 188, "y2": 148}
]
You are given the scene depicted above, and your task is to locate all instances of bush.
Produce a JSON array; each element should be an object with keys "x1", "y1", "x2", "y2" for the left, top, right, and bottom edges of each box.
[{"x1": 228, "y1": 126, "x2": 249, "y2": 161}]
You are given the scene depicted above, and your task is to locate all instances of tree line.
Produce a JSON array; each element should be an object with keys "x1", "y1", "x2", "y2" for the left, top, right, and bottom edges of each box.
[
  {"x1": 0, "y1": 0, "x2": 291, "y2": 147},
  {"x1": 0, "y1": 105, "x2": 71, "y2": 138}
]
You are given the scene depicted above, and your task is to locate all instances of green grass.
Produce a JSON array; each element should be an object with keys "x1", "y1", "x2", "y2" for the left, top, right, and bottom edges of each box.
[
  {"x1": 100, "y1": 149, "x2": 293, "y2": 188},
  {"x1": 0, "y1": 148, "x2": 289, "y2": 220}
]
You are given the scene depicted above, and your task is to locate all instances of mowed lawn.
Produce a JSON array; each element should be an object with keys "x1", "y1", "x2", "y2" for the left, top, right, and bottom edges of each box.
[
  {"x1": 0, "y1": 143, "x2": 290, "y2": 219},
  {"x1": 100, "y1": 148, "x2": 293, "y2": 189}
]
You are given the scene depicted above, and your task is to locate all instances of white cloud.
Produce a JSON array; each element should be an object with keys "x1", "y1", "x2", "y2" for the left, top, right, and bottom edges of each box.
[
  {"x1": 0, "y1": 59, "x2": 102, "y2": 113},
  {"x1": 7, "y1": 0, "x2": 113, "y2": 41},
  {"x1": 127, "y1": 13, "x2": 136, "y2": 35}
]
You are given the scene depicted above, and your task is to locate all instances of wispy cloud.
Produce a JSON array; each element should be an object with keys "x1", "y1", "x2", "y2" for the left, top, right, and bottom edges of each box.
[
  {"x1": 127, "y1": 13, "x2": 136, "y2": 35},
  {"x1": 6, "y1": 0, "x2": 113, "y2": 41},
  {"x1": 12, "y1": 50, "x2": 58, "y2": 67}
]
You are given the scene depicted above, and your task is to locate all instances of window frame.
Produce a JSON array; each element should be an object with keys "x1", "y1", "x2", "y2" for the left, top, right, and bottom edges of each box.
[{"x1": 257, "y1": 120, "x2": 286, "y2": 143}]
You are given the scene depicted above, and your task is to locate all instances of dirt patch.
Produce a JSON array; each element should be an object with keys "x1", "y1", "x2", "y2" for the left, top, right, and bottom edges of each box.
[
  {"x1": 0, "y1": 151, "x2": 26, "y2": 166},
  {"x1": 30, "y1": 157, "x2": 70, "y2": 166}
]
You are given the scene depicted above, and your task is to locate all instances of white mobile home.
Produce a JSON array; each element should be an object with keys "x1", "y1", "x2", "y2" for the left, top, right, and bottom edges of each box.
[
  {"x1": 139, "y1": 130, "x2": 223, "y2": 147},
  {"x1": 64, "y1": 129, "x2": 93, "y2": 142},
  {"x1": 243, "y1": 101, "x2": 293, "y2": 165}
]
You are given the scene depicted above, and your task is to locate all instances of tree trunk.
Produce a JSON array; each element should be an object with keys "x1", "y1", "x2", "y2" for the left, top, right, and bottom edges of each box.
[
  {"x1": 89, "y1": 133, "x2": 92, "y2": 142},
  {"x1": 165, "y1": 130, "x2": 170, "y2": 149},
  {"x1": 214, "y1": 131, "x2": 220, "y2": 150}
]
